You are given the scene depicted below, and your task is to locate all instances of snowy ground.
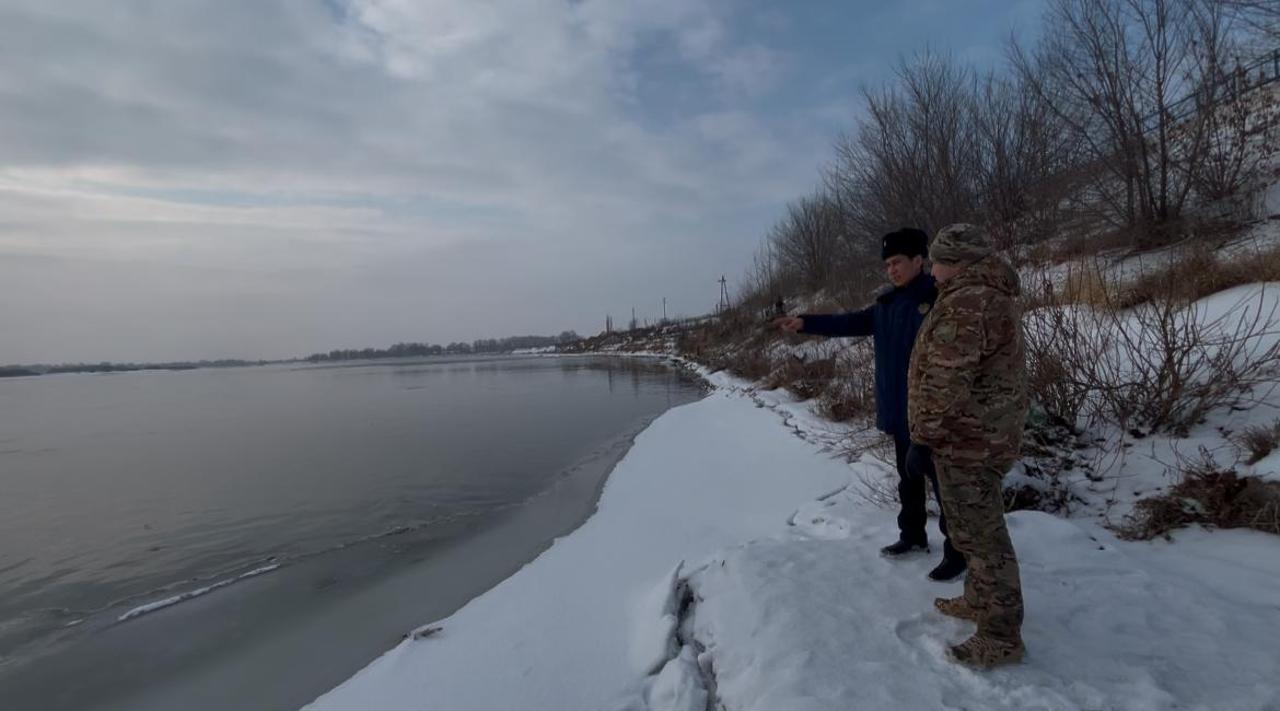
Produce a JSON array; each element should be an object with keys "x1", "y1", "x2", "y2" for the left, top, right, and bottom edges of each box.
[
  {"x1": 306, "y1": 366, "x2": 1280, "y2": 711},
  {"x1": 657, "y1": 500, "x2": 1280, "y2": 711}
]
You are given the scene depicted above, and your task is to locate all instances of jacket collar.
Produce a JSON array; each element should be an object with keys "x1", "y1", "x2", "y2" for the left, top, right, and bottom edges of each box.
[{"x1": 877, "y1": 271, "x2": 935, "y2": 303}]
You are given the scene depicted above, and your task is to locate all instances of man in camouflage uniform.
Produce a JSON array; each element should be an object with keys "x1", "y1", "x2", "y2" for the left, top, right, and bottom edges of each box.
[{"x1": 907, "y1": 224, "x2": 1029, "y2": 669}]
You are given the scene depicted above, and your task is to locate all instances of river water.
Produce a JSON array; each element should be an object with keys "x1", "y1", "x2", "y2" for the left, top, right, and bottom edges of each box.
[{"x1": 0, "y1": 355, "x2": 704, "y2": 710}]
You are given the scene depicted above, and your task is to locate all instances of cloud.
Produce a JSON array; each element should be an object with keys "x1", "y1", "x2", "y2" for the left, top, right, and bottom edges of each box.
[{"x1": 0, "y1": 0, "x2": 830, "y2": 362}]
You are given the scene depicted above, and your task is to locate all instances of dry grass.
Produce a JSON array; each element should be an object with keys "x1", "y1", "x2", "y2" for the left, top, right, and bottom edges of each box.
[
  {"x1": 761, "y1": 357, "x2": 837, "y2": 400},
  {"x1": 789, "y1": 358, "x2": 836, "y2": 400},
  {"x1": 1119, "y1": 448, "x2": 1280, "y2": 540},
  {"x1": 1058, "y1": 262, "x2": 1114, "y2": 307},
  {"x1": 1124, "y1": 240, "x2": 1280, "y2": 306},
  {"x1": 1235, "y1": 420, "x2": 1280, "y2": 465},
  {"x1": 1049, "y1": 227, "x2": 1136, "y2": 264},
  {"x1": 720, "y1": 348, "x2": 772, "y2": 380},
  {"x1": 1051, "y1": 234, "x2": 1280, "y2": 311},
  {"x1": 817, "y1": 382, "x2": 874, "y2": 422}
]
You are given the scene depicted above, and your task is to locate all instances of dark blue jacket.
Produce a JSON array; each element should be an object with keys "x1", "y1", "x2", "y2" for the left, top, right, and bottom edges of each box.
[{"x1": 799, "y1": 273, "x2": 937, "y2": 438}]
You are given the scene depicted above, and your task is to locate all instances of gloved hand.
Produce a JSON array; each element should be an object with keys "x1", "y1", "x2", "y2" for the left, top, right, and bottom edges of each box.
[{"x1": 905, "y1": 443, "x2": 933, "y2": 481}]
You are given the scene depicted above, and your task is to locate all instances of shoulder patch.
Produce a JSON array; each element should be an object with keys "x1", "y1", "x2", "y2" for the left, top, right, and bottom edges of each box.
[
  {"x1": 918, "y1": 303, "x2": 931, "y2": 315},
  {"x1": 933, "y1": 320, "x2": 957, "y2": 344}
]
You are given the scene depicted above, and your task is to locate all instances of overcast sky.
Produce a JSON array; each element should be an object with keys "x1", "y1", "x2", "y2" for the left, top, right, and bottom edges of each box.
[{"x1": 1, "y1": 0, "x2": 1044, "y2": 364}]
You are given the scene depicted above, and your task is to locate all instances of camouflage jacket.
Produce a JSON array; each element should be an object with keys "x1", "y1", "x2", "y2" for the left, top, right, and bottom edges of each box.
[{"x1": 907, "y1": 255, "x2": 1028, "y2": 467}]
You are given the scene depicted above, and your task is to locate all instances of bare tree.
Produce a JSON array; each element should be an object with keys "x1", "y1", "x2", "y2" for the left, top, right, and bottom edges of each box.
[
  {"x1": 1221, "y1": 0, "x2": 1280, "y2": 43},
  {"x1": 971, "y1": 72, "x2": 1077, "y2": 247},
  {"x1": 829, "y1": 52, "x2": 983, "y2": 240},
  {"x1": 1011, "y1": 0, "x2": 1254, "y2": 243},
  {"x1": 772, "y1": 191, "x2": 845, "y2": 292},
  {"x1": 1183, "y1": 0, "x2": 1276, "y2": 212}
]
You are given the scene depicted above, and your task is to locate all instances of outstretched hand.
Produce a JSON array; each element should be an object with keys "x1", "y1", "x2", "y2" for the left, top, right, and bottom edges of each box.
[{"x1": 773, "y1": 316, "x2": 803, "y2": 333}]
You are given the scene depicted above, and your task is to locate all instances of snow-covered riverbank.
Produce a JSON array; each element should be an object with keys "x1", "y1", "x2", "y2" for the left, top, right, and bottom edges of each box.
[
  {"x1": 303, "y1": 369, "x2": 851, "y2": 710},
  {"x1": 305, "y1": 367, "x2": 1280, "y2": 711}
]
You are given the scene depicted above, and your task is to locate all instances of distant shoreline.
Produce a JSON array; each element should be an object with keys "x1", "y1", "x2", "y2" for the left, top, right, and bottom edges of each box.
[
  {"x1": 0, "y1": 361, "x2": 271, "y2": 378},
  {"x1": 0, "y1": 349, "x2": 570, "y2": 379},
  {"x1": 0, "y1": 367, "x2": 41, "y2": 378}
]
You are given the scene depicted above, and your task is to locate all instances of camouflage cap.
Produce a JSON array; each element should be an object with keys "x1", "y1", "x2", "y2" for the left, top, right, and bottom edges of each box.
[{"x1": 930, "y1": 223, "x2": 992, "y2": 265}]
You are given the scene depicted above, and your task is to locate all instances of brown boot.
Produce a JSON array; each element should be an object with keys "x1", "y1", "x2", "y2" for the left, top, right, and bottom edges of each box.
[
  {"x1": 934, "y1": 596, "x2": 980, "y2": 622},
  {"x1": 946, "y1": 634, "x2": 1025, "y2": 669}
]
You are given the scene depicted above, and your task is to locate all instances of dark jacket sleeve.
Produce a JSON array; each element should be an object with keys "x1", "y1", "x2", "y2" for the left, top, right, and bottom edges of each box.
[{"x1": 798, "y1": 307, "x2": 874, "y2": 338}]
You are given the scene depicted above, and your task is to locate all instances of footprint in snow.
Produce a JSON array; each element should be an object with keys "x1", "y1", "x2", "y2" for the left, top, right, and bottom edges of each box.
[
  {"x1": 789, "y1": 506, "x2": 852, "y2": 539},
  {"x1": 894, "y1": 615, "x2": 960, "y2": 664}
]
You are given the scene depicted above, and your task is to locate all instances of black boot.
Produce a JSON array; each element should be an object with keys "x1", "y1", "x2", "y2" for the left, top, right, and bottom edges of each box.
[
  {"x1": 927, "y1": 556, "x2": 967, "y2": 582},
  {"x1": 880, "y1": 539, "x2": 929, "y2": 557}
]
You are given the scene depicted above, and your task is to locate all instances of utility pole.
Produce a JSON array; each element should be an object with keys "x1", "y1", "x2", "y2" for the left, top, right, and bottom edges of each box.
[{"x1": 662, "y1": 297, "x2": 667, "y2": 322}]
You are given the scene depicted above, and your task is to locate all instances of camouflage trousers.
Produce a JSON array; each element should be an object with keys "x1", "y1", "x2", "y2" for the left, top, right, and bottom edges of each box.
[{"x1": 935, "y1": 457, "x2": 1024, "y2": 642}]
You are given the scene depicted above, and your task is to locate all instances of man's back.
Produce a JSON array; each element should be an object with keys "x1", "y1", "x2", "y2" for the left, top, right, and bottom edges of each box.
[{"x1": 907, "y1": 255, "x2": 1026, "y2": 467}]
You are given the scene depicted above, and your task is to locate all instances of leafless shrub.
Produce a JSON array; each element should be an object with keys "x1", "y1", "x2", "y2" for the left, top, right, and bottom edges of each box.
[
  {"x1": 718, "y1": 347, "x2": 773, "y2": 381},
  {"x1": 798, "y1": 358, "x2": 839, "y2": 393},
  {"x1": 733, "y1": 191, "x2": 883, "y2": 321},
  {"x1": 1191, "y1": 76, "x2": 1273, "y2": 206},
  {"x1": 761, "y1": 356, "x2": 837, "y2": 400},
  {"x1": 759, "y1": 358, "x2": 795, "y2": 391},
  {"x1": 772, "y1": 193, "x2": 846, "y2": 293},
  {"x1": 675, "y1": 329, "x2": 714, "y2": 364},
  {"x1": 1003, "y1": 478, "x2": 1066, "y2": 514},
  {"x1": 1119, "y1": 446, "x2": 1280, "y2": 539},
  {"x1": 1023, "y1": 281, "x2": 1098, "y2": 425},
  {"x1": 816, "y1": 342, "x2": 876, "y2": 422},
  {"x1": 1024, "y1": 262, "x2": 1280, "y2": 435},
  {"x1": 849, "y1": 435, "x2": 900, "y2": 508},
  {"x1": 1234, "y1": 419, "x2": 1280, "y2": 464},
  {"x1": 1010, "y1": 427, "x2": 1086, "y2": 515}
]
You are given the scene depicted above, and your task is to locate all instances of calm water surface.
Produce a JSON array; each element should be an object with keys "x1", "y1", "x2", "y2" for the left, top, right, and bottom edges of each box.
[{"x1": 0, "y1": 355, "x2": 704, "y2": 710}]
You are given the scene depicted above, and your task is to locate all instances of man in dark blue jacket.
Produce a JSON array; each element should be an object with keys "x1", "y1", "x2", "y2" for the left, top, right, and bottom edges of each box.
[{"x1": 774, "y1": 228, "x2": 965, "y2": 581}]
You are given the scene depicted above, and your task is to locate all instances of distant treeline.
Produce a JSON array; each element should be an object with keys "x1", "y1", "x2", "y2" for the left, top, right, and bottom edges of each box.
[
  {"x1": 304, "y1": 332, "x2": 581, "y2": 362},
  {"x1": 1, "y1": 332, "x2": 591, "y2": 377},
  {"x1": 0, "y1": 359, "x2": 270, "y2": 378}
]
